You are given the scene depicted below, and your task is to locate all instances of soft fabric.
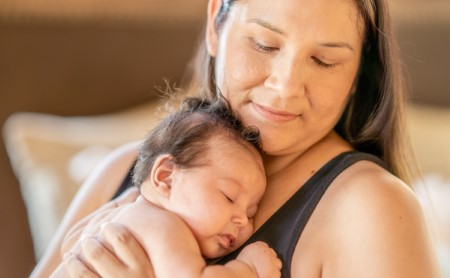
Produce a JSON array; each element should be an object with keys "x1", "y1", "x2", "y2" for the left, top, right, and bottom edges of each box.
[{"x1": 3, "y1": 100, "x2": 160, "y2": 258}]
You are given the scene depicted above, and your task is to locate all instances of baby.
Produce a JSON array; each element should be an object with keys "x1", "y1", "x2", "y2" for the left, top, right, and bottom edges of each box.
[{"x1": 52, "y1": 97, "x2": 281, "y2": 277}]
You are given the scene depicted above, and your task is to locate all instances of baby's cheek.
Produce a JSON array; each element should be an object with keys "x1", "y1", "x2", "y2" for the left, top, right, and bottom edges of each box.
[{"x1": 238, "y1": 223, "x2": 254, "y2": 246}]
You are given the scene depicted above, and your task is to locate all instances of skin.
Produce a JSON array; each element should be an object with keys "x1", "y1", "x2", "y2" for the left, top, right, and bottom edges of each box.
[
  {"x1": 208, "y1": 0, "x2": 361, "y2": 159},
  {"x1": 31, "y1": 0, "x2": 442, "y2": 277},
  {"x1": 141, "y1": 137, "x2": 266, "y2": 259},
  {"x1": 52, "y1": 137, "x2": 281, "y2": 277}
]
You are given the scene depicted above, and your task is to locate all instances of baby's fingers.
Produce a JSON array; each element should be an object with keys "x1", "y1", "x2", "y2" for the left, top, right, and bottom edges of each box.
[{"x1": 275, "y1": 257, "x2": 282, "y2": 269}]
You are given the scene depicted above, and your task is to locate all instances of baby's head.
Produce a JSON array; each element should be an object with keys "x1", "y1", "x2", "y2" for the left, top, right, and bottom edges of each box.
[{"x1": 134, "y1": 97, "x2": 266, "y2": 258}]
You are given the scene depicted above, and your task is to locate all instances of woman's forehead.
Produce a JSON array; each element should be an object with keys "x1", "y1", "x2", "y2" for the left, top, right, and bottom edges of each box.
[
  {"x1": 231, "y1": 0, "x2": 364, "y2": 45},
  {"x1": 234, "y1": 1, "x2": 361, "y2": 26}
]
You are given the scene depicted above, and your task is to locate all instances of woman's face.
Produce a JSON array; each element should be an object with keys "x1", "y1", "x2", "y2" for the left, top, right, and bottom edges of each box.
[{"x1": 207, "y1": 0, "x2": 364, "y2": 156}]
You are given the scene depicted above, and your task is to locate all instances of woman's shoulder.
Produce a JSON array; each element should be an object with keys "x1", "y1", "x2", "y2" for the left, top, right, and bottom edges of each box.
[
  {"x1": 72, "y1": 141, "x2": 141, "y2": 210},
  {"x1": 90, "y1": 141, "x2": 140, "y2": 186},
  {"x1": 316, "y1": 159, "x2": 440, "y2": 276},
  {"x1": 331, "y1": 158, "x2": 419, "y2": 217},
  {"x1": 326, "y1": 158, "x2": 423, "y2": 234},
  {"x1": 103, "y1": 140, "x2": 141, "y2": 167}
]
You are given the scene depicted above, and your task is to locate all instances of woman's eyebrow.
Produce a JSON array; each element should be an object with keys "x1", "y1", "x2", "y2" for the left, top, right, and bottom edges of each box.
[
  {"x1": 247, "y1": 18, "x2": 354, "y2": 52},
  {"x1": 247, "y1": 18, "x2": 355, "y2": 52},
  {"x1": 319, "y1": 42, "x2": 355, "y2": 52},
  {"x1": 247, "y1": 18, "x2": 285, "y2": 35}
]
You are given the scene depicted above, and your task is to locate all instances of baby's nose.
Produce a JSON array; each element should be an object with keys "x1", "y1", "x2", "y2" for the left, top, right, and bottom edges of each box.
[{"x1": 232, "y1": 210, "x2": 249, "y2": 227}]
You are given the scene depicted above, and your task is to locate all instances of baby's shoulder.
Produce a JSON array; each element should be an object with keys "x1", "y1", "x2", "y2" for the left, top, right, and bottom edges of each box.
[
  {"x1": 110, "y1": 198, "x2": 204, "y2": 268},
  {"x1": 116, "y1": 197, "x2": 191, "y2": 236}
]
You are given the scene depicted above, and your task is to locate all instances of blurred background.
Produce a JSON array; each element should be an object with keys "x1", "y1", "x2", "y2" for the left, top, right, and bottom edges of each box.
[{"x1": 0, "y1": 0, "x2": 449, "y2": 277}]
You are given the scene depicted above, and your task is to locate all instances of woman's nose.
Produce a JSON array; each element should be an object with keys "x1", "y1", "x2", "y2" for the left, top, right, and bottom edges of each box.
[{"x1": 265, "y1": 55, "x2": 305, "y2": 99}]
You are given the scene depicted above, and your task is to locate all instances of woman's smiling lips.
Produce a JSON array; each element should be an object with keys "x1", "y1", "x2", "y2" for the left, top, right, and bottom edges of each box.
[{"x1": 252, "y1": 102, "x2": 300, "y2": 122}]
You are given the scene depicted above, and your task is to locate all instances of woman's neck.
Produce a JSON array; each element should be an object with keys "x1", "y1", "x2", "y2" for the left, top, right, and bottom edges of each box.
[
  {"x1": 262, "y1": 131, "x2": 352, "y2": 178},
  {"x1": 253, "y1": 131, "x2": 353, "y2": 229}
]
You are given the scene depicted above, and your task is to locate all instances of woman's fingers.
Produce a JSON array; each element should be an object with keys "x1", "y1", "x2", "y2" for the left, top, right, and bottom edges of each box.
[
  {"x1": 100, "y1": 223, "x2": 155, "y2": 276},
  {"x1": 79, "y1": 235, "x2": 128, "y2": 277},
  {"x1": 63, "y1": 252, "x2": 100, "y2": 278},
  {"x1": 73, "y1": 224, "x2": 155, "y2": 277}
]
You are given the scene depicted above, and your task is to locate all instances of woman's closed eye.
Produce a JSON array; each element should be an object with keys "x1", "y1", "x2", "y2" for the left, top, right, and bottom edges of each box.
[
  {"x1": 312, "y1": 56, "x2": 337, "y2": 69},
  {"x1": 251, "y1": 38, "x2": 279, "y2": 53}
]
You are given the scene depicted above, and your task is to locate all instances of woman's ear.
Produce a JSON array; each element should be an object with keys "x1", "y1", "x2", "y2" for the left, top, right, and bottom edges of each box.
[
  {"x1": 206, "y1": 0, "x2": 223, "y2": 57},
  {"x1": 150, "y1": 154, "x2": 176, "y2": 198}
]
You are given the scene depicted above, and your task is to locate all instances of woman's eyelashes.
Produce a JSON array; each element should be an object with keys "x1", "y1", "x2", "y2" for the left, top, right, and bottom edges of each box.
[
  {"x1": 250, "y1": 38, "x2": 279, "y2": 53},
  {"x1": 250, "y1": 38, "x2": 339, "y2": 70},
  {"x1": 312, "y1": 56, "x2": 337, "y2": 69}
]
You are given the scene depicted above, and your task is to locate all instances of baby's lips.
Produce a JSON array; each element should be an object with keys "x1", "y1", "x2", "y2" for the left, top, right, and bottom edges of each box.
[{"x1": 218, "y1": 234, "x2": 237, "y2": 249}]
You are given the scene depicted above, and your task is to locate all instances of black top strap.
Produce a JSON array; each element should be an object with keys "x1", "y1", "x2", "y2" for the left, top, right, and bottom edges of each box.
[
  {"x1": 215, "y1": 151, "x2": 389, "y2": 277},
  {"x1": 112, "y1": 161, "x2": 136, "y2": 199}
]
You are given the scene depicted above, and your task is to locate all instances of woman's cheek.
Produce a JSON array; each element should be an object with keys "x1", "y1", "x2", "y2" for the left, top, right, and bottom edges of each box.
[
  {"x1": 229, "y1": 48, "x2": 269, "y2": 91},
  {"x1": 309, "y1": 84, "x2": 351, "y2": 128}
]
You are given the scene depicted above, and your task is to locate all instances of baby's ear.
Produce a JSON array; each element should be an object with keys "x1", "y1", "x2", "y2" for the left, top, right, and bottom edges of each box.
[{"x1": 150, "y1": 154, "x2": 176, "y2": 197}]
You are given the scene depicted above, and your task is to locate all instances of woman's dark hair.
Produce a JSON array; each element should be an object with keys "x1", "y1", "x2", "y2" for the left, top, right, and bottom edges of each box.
[
  {"x1": 183, "y1": 0, "x2": 416, "y2": 183},
  {"x1": 133, "y1": 97, "x2": 261, "y2": 187}
]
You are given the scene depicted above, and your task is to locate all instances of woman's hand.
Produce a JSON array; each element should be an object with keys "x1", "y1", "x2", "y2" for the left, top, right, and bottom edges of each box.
[
  {"x1": 61, "y1": 187, "x2": 140, "y2": 255},
  {"x1": 63, "y1": 223, "x2": 155, "y2": 278}
]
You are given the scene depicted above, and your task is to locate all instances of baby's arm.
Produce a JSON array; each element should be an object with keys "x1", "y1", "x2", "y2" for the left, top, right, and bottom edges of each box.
[{"x1": 114, "y1": 197, "x2": 281, "y2": 278}]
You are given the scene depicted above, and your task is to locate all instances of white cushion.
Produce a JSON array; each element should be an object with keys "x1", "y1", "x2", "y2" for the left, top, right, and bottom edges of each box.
[{"x1": 3, "y1": 100, "x2": 160, "y2": 258}]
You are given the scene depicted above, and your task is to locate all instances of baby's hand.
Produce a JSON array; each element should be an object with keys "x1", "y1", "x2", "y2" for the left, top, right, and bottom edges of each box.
[{"x1": 236, "y1": 241, "x2": 282, "y2": 278}]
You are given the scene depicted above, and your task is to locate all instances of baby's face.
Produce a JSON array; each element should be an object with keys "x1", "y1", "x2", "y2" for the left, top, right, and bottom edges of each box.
[{"x1": 168, "y1": 137, "x2": 266, "y2": 258}]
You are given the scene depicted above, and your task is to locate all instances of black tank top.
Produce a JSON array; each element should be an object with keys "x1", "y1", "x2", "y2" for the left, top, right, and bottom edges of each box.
[{"x1": 113, "y1": 151, "x2": 389, "y2": 277}]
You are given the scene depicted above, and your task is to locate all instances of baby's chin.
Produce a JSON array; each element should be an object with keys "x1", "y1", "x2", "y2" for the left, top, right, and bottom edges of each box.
[
  {"x1": 201, "y1": 245, "x2": 233, "y2": 259},
  {"x1": 200, "y1": 241, "x2": 241, "y2": 259},
  {"x1": 199, "y1": 232, "x2": 252, "y2": 259}
]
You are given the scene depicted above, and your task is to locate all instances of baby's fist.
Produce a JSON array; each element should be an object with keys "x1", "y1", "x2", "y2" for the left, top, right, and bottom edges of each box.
[{"x1": 237, "y1": 241, "x2": 282, "y2": 278}]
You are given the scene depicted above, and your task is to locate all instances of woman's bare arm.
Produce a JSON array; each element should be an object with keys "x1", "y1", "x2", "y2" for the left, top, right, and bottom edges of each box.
[
  {"x1": 30, "y1": 141, "x2": 140, "y2": 278},
  {"x1": 291, "y1": 162, "x2": 442, "y2": 277}
]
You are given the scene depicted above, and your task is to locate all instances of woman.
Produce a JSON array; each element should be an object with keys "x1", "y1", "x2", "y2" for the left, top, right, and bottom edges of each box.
[{"x1": 33, "y1": 0, "x2": 442, "y2": 277}]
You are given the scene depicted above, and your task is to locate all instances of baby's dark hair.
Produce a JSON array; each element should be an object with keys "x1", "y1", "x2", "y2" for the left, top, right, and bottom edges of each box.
[{"x1": 133, "y1": 97, "x2": 262, "y2": 187}]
